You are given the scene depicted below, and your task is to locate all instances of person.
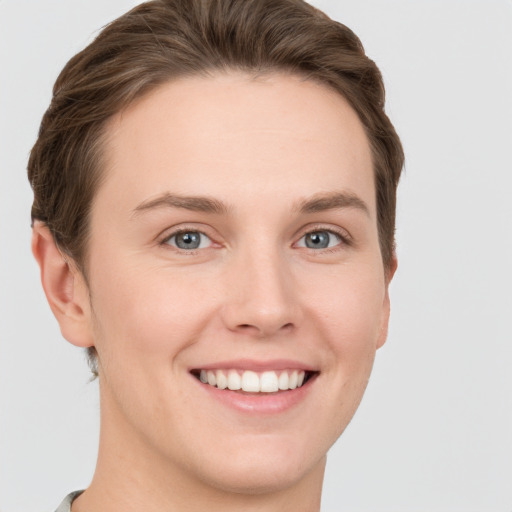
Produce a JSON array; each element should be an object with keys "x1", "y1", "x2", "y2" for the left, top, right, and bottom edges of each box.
[{"x1": 28, "y1": 0, "x2": 404, "y2": 510}]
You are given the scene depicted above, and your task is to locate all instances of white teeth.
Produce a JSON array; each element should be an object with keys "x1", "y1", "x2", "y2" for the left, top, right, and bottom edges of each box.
[
  {"x1": 199, "y1": 369, "x2": 310, "y2": 392},
  {"x1": 241, "y1": 370, "x2": 260, "y2": 392},
  {"x1": 260, "y1": 371, "x2": 279, "y2": 392},
  {"x1": 216, "y1": 370, "x2": 228, "y2": 390},
  {"x1": 227, "y1": 369, "x2": 241, "y2": 390},
  {"x1": 207, "y1": 370, "x2": 216, "y2": 386},
  {"x1": 278, "y1": 371, "x2": 289, "y2": 390},
  {"x1": 288, "y1": 370, "x2": 298, "y2": 389}
]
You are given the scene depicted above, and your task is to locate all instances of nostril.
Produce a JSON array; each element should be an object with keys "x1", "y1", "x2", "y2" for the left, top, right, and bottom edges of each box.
[
  {"x1": 237, "y1": 322, "x2": 294, "y2": 333},
  {"x1": 236, "y1": 324, "x2": 259, "y2": 334},
  {"x1": 235, "y1": 323, "x2": 265, "y2": 335}
]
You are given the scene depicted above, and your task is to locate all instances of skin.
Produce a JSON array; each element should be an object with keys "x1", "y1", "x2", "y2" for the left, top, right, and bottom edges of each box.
[{"x1": 33, "y1": 71, "x2": 396, "y2": 512}]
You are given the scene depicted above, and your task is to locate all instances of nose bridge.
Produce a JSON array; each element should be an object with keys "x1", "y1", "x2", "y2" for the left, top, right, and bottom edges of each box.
[{"x1": 222, "y1": 238, "x2": 299, "y2": 337}]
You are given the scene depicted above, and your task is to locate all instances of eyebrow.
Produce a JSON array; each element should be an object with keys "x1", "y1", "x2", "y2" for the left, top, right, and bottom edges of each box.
[
  {"x1": 295, "y1": 191, "x2": 370, "y2": 216},
  {"x1": 131, "y1": 190, "x2": 369, "y2": 218},
  {"x1": 132, "y1": 193, "x2": 229, "y2": 217}
]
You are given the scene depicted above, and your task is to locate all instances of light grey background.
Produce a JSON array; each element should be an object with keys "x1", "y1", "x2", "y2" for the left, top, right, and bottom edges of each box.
[{"x1": 1, "y1": 1, "x2": 511, "y2": 511}]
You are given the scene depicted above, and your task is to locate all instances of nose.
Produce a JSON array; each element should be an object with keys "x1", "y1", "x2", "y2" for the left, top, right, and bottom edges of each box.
[{"x1": 220, "y1": 248, "x2": 301, "y2": 338}]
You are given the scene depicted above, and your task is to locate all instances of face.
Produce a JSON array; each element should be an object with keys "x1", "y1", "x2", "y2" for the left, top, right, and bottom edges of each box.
[{"x1": 83, "y1": 72, "x2": 392, "y2": 493}]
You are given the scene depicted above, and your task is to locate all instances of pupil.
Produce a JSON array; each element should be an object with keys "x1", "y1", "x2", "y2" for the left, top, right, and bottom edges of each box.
[
  {"x1": 176, "y1": 232, "x2": 200, "y2": 249},
  {"x1": 306, "y1": 231, "x2": 329, "y2": 249}
]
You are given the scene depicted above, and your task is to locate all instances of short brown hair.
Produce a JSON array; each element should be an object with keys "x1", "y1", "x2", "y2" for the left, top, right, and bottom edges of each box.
[{"x1": 28, "y1": 0, "x2": 404, "y2": 372}]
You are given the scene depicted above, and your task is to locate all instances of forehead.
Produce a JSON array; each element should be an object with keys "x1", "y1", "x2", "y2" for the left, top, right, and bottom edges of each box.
[{"x1": 97, "y1": 71, "x2": 375, "y2": 216}]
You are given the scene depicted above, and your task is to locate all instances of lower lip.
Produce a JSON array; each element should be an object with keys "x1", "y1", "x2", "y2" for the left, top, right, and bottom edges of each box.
[{"x1": 194, "y1": 375, "x2": 317, "y2": 414}]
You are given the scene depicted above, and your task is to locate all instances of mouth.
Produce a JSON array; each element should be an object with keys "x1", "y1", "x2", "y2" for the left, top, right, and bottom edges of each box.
[{"x1": 190, "y1": 368, "x2": 318, "y2": 393}]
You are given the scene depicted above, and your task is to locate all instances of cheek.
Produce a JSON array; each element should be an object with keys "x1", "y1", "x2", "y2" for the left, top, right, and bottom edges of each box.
[
  {"x1": 285, "y1": 265, "x2": 386, "y2": 451},
  {"x1": 89, "y1": 260, "x2": 218, "y2": 366},
  {"x1": 305, "y1": 264, "x2": 386, "y2": 353},
  {"x1": 88, "y1": 263, "x2": 217, "y2": 431},
  {"x1": 304, "y1": 263, "x2": 385, "y2": 411}
]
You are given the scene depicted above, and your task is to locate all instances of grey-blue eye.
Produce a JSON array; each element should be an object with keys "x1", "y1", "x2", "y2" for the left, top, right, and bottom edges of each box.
[
  {"x1": 167, "y1": 231, "x2": 211, "y2": 250},
  {"x1": 297, "y1": 230, "x2": 341, "y2": 249}
]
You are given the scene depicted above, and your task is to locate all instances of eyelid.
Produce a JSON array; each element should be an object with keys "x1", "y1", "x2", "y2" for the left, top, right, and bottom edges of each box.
[
  {"x1": 167, "y1": 231, "x2": 212, "y2": 250},
  {"x1": 155, "y1": 223, "x2": 352, "y2": 253},
  {"x1": 157, "y1": 224, "x2": 219, "y2": 252},
  {"x1": 293, "y1": 224, "x2": 353, "y2": 249}
]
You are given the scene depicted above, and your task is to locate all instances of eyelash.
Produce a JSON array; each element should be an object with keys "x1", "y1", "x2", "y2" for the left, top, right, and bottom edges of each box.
[
  {"x1": 158, "y1": 225, "x2": 352, "y2": 254},
  {"x1": 295, "y1": 225, "x2": 352, "y2": 253},
  {"x1": 159, "y1": 227, "x2": 215, "y2": 252}
]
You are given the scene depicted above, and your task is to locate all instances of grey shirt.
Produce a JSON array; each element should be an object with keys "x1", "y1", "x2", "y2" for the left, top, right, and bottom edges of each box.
[{"x1": 54, "y1": 491, "x2": 84, "y2": 512}]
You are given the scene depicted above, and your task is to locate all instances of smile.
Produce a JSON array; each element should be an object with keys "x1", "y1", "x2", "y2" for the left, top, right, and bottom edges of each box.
[{"x1": 192, "y1": 369, "x2": 316, "y2": 393}]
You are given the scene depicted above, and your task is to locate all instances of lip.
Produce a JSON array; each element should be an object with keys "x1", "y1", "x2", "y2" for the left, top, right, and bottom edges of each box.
[
  {"x1": 189, "y1": 358, "x2": 318, "y2": 373},
  {"x1": 189, "y1": 360, "x2": 319, "y2": 415}
]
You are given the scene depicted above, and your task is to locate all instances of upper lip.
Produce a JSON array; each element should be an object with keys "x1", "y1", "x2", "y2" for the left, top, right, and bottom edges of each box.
[{"x1": 189, "y1": 359, "x2": 319, "y2": 372}]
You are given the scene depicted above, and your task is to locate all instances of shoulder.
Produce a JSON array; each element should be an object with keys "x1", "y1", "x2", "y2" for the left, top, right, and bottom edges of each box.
[{"x1": 53, "y1": 491, "x2": 84, "y2": 512}]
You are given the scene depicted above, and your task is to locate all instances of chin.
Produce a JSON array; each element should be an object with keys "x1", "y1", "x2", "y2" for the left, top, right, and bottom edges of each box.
[
  {"x1": 203, "y1": 458, "x2": 316, "y2": 495},
  {"x1": 185, "y1": 435, "x2": 326, "y2": 495}
]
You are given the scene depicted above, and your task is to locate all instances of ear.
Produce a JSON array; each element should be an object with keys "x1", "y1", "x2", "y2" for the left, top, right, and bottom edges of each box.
[
  {"x1": 376, "y1": 253, "x2": 398, "y2": 350},
  {"x1": 31, "y1": 221, "x2": 94, "y2": 348}
]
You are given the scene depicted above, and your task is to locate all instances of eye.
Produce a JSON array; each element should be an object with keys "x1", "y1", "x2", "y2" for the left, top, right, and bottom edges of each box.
[
  {"x1": 164, "y1": 230, "x2": 212, "y2": 250},
  {"x1": 296, "y1": 230, "x2": 342, "y2": 250}
]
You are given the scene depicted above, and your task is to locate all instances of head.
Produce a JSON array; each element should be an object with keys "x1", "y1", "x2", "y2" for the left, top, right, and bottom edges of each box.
[{"x1": 29, "y1": 0, "x2": 403, "y2": 500}]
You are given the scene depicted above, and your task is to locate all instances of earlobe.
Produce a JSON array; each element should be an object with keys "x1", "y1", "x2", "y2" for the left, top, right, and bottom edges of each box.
[
  {"x1": 31, "y1": 221, "x2": 94, "y2": 348},
  {"x1": 387, "y1": 253, "x2": 398, "y2": 284},
  {"x1": 376, "y1": 253, "x2": 398, "y2": 350}
]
